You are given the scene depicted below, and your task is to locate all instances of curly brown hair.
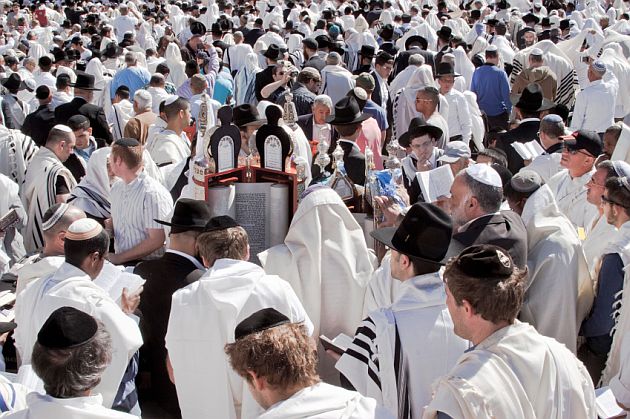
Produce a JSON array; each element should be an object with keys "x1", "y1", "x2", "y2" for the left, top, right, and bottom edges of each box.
[
  {"x1": 224, "y1": 323, "x2": 319, "y2": 390},
  {"x1": 444, "y1": 257, "x2": 527, "y2": 324}
]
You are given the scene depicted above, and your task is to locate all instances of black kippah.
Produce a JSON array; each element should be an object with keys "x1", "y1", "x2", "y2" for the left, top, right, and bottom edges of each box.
[
  {"x1": 37, "y1": 307, "x2": 98, "y2": 349},
  {"x1": 456, "y1": 244, "x2": 513, "y2": 279},
  {"x1": 204, "y1": 215, "x2": 239, "y2": 232},
  {"x1": 115, "y1": 138, "x2": 141, "y2": 147},
  {"x1": 234, "y1": 308, "x2": 290, "y2": 340}
]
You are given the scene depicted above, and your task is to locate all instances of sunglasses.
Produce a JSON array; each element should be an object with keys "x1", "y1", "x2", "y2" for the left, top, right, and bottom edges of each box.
[{"x1": 563, "y1": 146, "x2": 593, "y2": 157}]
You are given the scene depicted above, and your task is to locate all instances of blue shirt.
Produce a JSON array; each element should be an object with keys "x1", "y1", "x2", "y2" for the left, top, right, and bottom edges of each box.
[
  {"x1": 363, "y1": 99, "x2": 389, "y2": 131},
  {"x1": 470, "y1": 64, "x2": 512, "y2": 117},
  {"x1": 581, "y1": 252, "x2": 625, "y2": 355},
  {"x1": 213, "y1": 71, "x2": 234, "y2": 105},
  {"x1": 110, "y1": 66, "x2": 151, "y2": 100}
]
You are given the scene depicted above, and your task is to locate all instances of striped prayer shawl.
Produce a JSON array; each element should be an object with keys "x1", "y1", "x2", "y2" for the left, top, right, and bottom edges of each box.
[
  {"x1": 0, "y1": 127, "x2": 37, "y2": 190},
  {"x1": 22, "y1": 148, "x2": 77, "y2": 252}
]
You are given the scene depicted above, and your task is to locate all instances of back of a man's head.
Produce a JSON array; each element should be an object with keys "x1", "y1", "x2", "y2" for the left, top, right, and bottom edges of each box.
[
  {"x1": 42, "y1": 203, "x2": 86, "y2": 244},
  {"x1": 150, "y1": 73, "x2": 166, "y2": 87},
  {"x1": 196, "y1": 226, "x2": 249, "y2": 267}
]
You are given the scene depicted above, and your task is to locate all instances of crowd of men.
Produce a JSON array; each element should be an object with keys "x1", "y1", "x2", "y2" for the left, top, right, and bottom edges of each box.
[{"x1": 1, "y1": 0, "x2": 630, "y2": 417}]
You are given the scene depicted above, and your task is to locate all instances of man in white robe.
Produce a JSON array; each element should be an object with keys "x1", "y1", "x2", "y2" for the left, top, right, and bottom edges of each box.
[
  {"x1": 521, "y1": 114, "x2": 564, "y2": 182},
  {"x1": 424, "y1": 245, "x2": 596, "y2": 419},
  {"x1": 14, "y1": 219, "x2": 143, "y2": 410},
  {"x1": 166, "y1": 217, "x2": 313, "y2": 419},
  {"x1": 145, "y1": 96, "x2": 191, "y2": 170},
  {"x1": 336, "y1": 203, "x2": 468, "y2": 419},
  {"x1": 259, "y1": 187, "x2": 376, "y2": 383},
  {"x1": 320, "y1": 52, "x2": 356, "y2": 107},
  {"x1": 22, "y1": 125, "x2": 77, "y2": 252},
  {"x1": 5, "y1": 307, "x2": 137, "y2": 419},
  {"x1": 225, "y1": 308, "x2": 393, "y2": 419},
  {"x1": 505, "y1": 170, "x2": 593, "y2": 353},
  {"x1": 547, "y1": 130, "x2": 602, "y2": 230}
]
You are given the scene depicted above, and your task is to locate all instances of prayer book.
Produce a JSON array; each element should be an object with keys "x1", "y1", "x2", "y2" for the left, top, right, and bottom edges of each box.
[
  {"x1": 319, "y1": 333, "x2": 353, "y2": 355},
  {"x1": 94, "y1": 262, "x2": 145, "y2": 302},
  {"x1": 416, "y1": 164, "x2": 455, "y2": 204},
  {"x1": 595, "y1": 386, "x2": 626, "y2": 418},
  {"x1": 511, "y1": 140, "x2": 545, "y2": 161},
  {"x1": 0, "y1": 209, "x2": 18, "y2": 232}
]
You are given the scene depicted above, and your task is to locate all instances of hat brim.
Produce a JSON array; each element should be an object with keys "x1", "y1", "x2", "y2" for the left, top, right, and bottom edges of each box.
[
  {"x1": 325, "y1": 112, "x2": 371, "y2": 125},
  {"x1": 370, "y1": 227, "x2": 448, "y2": 264},
  {"x1": 240, "y1": 118, "x2": 267, "y2": 127},
  {"x1": 435, "y1": 72, "x2": 461, "y2": 78},
  {"x1": 153, "y1": 219, "x2": 207, "y2": 230},
  {"x1": 407, "y1": 125, "x2": 444, "y2": 141},
  {"x1": 512, "y1": 96, "x2": 555, "y2": 112},
  {"x1": 0, "y1": 322, "x2": 16, "y2": 335},
  {"x1": 69, "y1": 83, "x2": 102, "y2": 91},
  {"x1": 437, "y1": 154, "x2": 463, "y2": 163}
]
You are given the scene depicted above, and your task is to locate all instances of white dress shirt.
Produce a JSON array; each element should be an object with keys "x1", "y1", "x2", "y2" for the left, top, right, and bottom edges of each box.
[
  {"x1": 571, "y1": 78, "x2": 617, "y2": 133},
  {"x1": 444, "y1": 89, "x2": 472, "y2": 143},
  {"x1": 547, "y1": 168, "x2": 598, "y2": 229}
]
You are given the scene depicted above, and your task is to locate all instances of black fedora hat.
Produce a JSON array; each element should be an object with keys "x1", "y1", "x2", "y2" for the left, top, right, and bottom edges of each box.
[
  {"x1": 511, "y1": 82, "x2": 554, "y2": 112},
  {"x1": 359, "y1": 44, "x2": 376, "y2": 58},
  {"x1": 405, "y1": 34, "x2": 428, "y2": 50},
  {"x1": 1, "y1": 73, "x2": 26, "y2": 91},
  {"x1": 263, "y1": 43, "x2": 283, "y2": 60},
  {"x1": 314, "y1": 34, "x2": 333, "y2": 49},
  {"x1": 436, "y1": 26, "x2": 452, "y2": 41},
  {"x1": 103, "y1": 41, "x2": 123, "y2": 58},
  {"x1": 233, "y1": 104, "x2": 265, "y2": 127},
  {"x1": 155, "y1": 198, "x2": 211, "y2": 233},
  {"x1": 522, "y1": 13, "x2": 540, "y2": 24},
  {"x1": 435, "y1": 62, "x2": 460, "y2": 78},
  {"x1": 399, "y1": 116, "x2": 443, "y2": 147},
  {"x1": 371, "y1": 202, "x2": 453, "y2": 264},
  {"x1": 326, "y1": 96, "x2": 370, "y2": 125},
  {"x1": 70, "y1": 72, "x2": 101, "y2": 91},
  {"x1": 378, "y1": 23, "x2": 394, "y2": 40}
]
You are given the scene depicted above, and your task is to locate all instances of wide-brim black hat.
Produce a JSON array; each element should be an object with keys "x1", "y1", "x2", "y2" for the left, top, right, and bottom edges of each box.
[
  {"x1": 154, "y1": 198, "x2": 211, "y2": 232},
  {"x1": 436, "y1": 26, "x2": 452, "y2": 40},
  {"x1": 233, "y1": 104, "x2": 265, "y2": 127},
  {"x1": 435, "y1": 62, "x2": 461, "y2": 78},
  {"x1": 405, "y1": 35, "x2": 428, "y2": 50},
  {"x1": 314, "y1": 34, "x2": 333, "y2": 49},
  {"x1": 511, "y1": 82, "x2": 554, "y2": 112},
  {"x1": 371, "y1": 202, "x2": 453, "y2": 264},
  {"x1": 1, "y1": 73, "x2": 26, "y2": 91},
  {"x1": 263, "y1": 43, "x2": 283, "y2": 60},
  {"x1": 70, "y1": 72, "x2": 102, "y2": 91},
  {"x1": 522, "y1": 13, "x2": 540, "y2": 24},
  {"x1": 326, "y1": 96, "x2": 370, "y2": 125},
  {"x1": 399, "y1": 116, "x2": 443, "y2": 147},
  {"x1": 359, "y1": 44, "x2": 376, "y2": 58}
]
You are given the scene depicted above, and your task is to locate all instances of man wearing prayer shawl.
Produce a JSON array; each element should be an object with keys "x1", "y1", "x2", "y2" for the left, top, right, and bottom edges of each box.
[
  {"x1": 14, "y1": 219, "x2": 143, "y2": 412},
  {"x1": 423, "y1": 245, "x2": 596, "y2": 419},
  {"x1": 335, "y1": 203, "x2": 468, "y2": 419},
  {"x1": 22, "y1": 125, "x2": 78, "y2": 253},
  {"x1": 166, "y1": 216, "x2": 313, "y2": 419},
  {"x1": 259, "y1": 187, "x2": 376, "y2": 384},
  {"x1": 504, "y1": 171, "x2": 593, "y2": 353},
  {"x1": 0, "y1": 124, "x2": 37, "y2": 188},
  {"x1": 225, "y1": 308, "x2": 394, "y2": 419}
]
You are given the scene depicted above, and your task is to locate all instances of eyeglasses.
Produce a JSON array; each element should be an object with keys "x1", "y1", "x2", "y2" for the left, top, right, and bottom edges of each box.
[
  {"x1": 563, "y1": 147, "x2": 593, "y2": 157},
  {"x1": 587, "y1": 178, "x2": 606, "y2": 188}
]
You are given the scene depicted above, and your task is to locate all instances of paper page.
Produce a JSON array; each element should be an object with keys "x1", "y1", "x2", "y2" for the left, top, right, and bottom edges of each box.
[
  {"x1": 416, "y1": 165, "x2": 455, "y2": 203},
  {"x1": 207, "y1": 185, "x2": 237, "y2": 219},
  {"x1": 94, "y1": 263, "x2": 145, "y2": 301},
  {"x1": 235, "y1": 183, "x2": 271, "y2": 264},
  {"x1": 595, "y1": 387, "x2": 626, "y2": 418},
  {"x1": 528, "y1": 140, "x2": 545, "y2": 157},
  {"x1": 332, "y1": 333, "x2": 354, "y2": 352},
  {"x1": 511, "y1": 142, "x2": 532, "y2": 160},
  {"x1": 269, "y1": 184, "x2": 289, "y2": 247}
]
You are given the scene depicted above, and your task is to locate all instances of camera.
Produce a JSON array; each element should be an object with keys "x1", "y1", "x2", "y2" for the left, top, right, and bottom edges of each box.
[{"x1": 290, "y1": 69, "x2": 299, "y2": 78}]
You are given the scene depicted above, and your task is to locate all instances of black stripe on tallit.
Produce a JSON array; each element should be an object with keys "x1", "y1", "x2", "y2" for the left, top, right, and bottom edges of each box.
[{"x1": 393, "y1": 324, "x2": 411, "y2": 419}]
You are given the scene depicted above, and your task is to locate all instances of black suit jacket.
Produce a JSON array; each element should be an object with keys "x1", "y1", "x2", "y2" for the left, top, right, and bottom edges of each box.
[
  {"x1": 393, "y1": 48, "x2": 436, "y2": 78},
  {"x1": 21, "y1": 104, "x2": 56, "y2": 146},
  {"x1": 134, "y1": 252, "x2": 202, "y2": 414},
  {"x1": 55, "y1": 97, "x2": 113, "y2": 145},
  {"x1": 254, "y1": 66, "x2": 274, "y2": 102},
  {"x1": 338, "y1": 140, "x2": 366, "y2": 186},
  {"x1": 449, "y1": 211, "x2": 528, "y2": 268},
  {"x1": 497, "y1": 119, "x2": 540, "y2": 173},
  {"x1": 244, "y1": 28, "x2": 265, "y2": 46}
]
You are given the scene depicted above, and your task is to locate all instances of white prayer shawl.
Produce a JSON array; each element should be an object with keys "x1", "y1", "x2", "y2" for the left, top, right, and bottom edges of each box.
[
  {"x1": 583, "y1": 214, "x2": 618, "y2": 276},
  {"x1": 259, "y1": 187, "x2": 376, "y2": 383},
  {"x1": 0, "y1": 125, "x2": 37, "y2": 188},
  {"x1": 395, "y1": 24, "x2": 437, "y2": 53},
  {"x1": 392, "y1": 65, "x2": 436, "y2": 142},
  {"x1": 463, "y1": 91, "x2": 485, "y2": 152},
  {"x1": 320, "y1": 65, "x2": 356, "y2": 109},
  {"x1": 518, "y1": 185, "x2": 593, "y2": 353},
  {"x1": 145, "y1": 129, "x2": 191, "y2": 169},
  {"x1": 363, "y1": 252, "x2": 404, "y2": 315},
  {"x1": 389, "y1": 66, "x2": 418, "y2": 97},
  {"x1": 600, "y1": 45, "x2": 630, "y2": 119},
  {"x1": 234, "y1": 53, "x2": 261, "y2": 106},
  {"x1": 22, "y1": 147, "x2": 77, "y2": 253},
  {"x1": 27, "y1": 41, "x2": 47, "y2": 61},
  {"x1": 511, "y1": 40, "x2": 578, "y2": 107},
  {"x1": 522, "y1": 152, "x2": 562, "y2": 183},
  {"x1": 336, "y1": 273, "x2": 469, "y2": 419},
  {"x1": 546, "y1": 168, "x2": 598, "y2": 230},
  {"x1": 68, "y1": 147, "x2": 112, "y2": 219},
  {"x1": 610, "y1": 333, "x2": 630, "y2": 406},
  {"x1": 15, "y1": 255, "x2": 64, "y2": 296},
  {"x1": 612, "y1": 123, "x2": 630, "y2": 164},
  {"x1": 259, "y1": 383, "x2": 393, "y2": 419},
  {"x1": 85, "y1": 58, "x2": 112, "y2": 108},
  {"x1": 166, "y1": 258, "x2": 313, "y2": 419},
  {"x1": 108, "y1": 100, "x2": 134, "y2": 141},
  {"x1": 3, "y1": 392, "x2": 137, "y2": 419},
  {"x1": 14, "y1": 262, "x2": 142, "y2": 408},
  {"x1": 165, "y1": 43, "x2": 188, "y2": 88},
  {"x1": 452, "y1": 46, "x2": 475, "y2": 91},
  {"x1": 600, "y1": 222, "x2": 630, "y2": 385},
  {"x1": 423, "y1": 321, "x2": 596, "y2": 419},
  {"x1": 344, "y1": 29, "x2": 362, "y2": 73}
]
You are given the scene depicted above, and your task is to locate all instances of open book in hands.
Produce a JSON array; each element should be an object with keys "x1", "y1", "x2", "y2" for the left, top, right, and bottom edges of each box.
[
  {"x1": 319, "y1": 333, "x2": 354, "y2": 356},
  {"x1": 511, "y1": 140, "x2": 545, "y2": 161},
  {"x1": 416, "y1": 165, "x2": 455, "y2": 204}
]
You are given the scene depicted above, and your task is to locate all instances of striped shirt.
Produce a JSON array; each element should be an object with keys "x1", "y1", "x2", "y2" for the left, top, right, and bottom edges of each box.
[{"x1": 110, "y1": 170, "x2": 173, "y2": 259}]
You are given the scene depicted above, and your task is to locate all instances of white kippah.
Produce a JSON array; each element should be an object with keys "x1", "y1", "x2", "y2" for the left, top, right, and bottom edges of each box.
[
  {"x1": 52, "y1": 124, "x2": 72, "y2": 132},
  {"x1": 66, "y1": 218, "x2": 103, "y2": 241},
  {"x1": 164, "y1": 95, "x2": 179, "y2": 106},
  {"x1": 592, "y1": 60, "x2": 607, "y2": 73},
  {"x1": 486, "y1": 45, "x2": 498, "y2": 52},
  {"x1": 466, "y1": 164, "x2": 502, "y2": 188},
  {"x1": 530, "y1": 47, "x2": 543, "y2": 56}
]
